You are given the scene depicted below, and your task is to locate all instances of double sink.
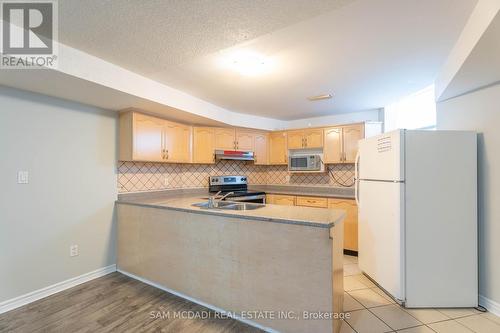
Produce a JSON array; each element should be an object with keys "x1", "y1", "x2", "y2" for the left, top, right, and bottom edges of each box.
[{"x1": 192, "y1": 201, "x2": 264, "y2": 211}]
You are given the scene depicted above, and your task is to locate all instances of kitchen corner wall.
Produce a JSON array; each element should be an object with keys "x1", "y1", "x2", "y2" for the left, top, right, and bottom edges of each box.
[
  {"x1": 437, "y1": 83, "x2": 500, "y2": 311},
  {"x1": 118, "y1": 160, "x2": 355, "y2": 193}
]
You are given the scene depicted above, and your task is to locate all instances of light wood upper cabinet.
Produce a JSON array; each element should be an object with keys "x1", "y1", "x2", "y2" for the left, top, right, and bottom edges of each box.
[
  {"x1": 120, "y1": 111, "x2": 378, "y2": 166},
  {"x1": 287, "y1": 130, "x2": 305, "y2": 149},
  {"x1": 254, "y1": 133, "x2": 269, "y2": 165},
  {"x1": 164, "y1": 121, "x2": 191, "y2": 163},
  {"x1": 287, "y1": 129, "x2": 323, "y2": 149},
  {"x1": 328, "y1": 198, "x2": 358, "y2": 251},
  {"x1": 119, "y1": 112, "x2": 191, "y2": 163},
  {"x1": 131, "y1": 113, "x2": 165, "y2": 162},
  {"x1": 342, "y1": 124, "x2": 364, "y2": 163},
  {"x1": 192, "y1": 127, "x2": 215, "y2": 164},
  {"x1": 304, "y1": 129, "x2": 324, "y2": 148},
  {"x1": 235, "y1": 130, "x2": 255, "y2": 150},
  {"x1": 269, "y1": 131, "x2": 288, "y2": 165},
  {"x1": 323, "y1": 124, "x2": 364, "y2": 164},
  {"x1": 323, "y1": 127, "x2": 343, "y2": 164},
  {"x1": 215, "y1": 128, "x2": 236, "y2": 150}
]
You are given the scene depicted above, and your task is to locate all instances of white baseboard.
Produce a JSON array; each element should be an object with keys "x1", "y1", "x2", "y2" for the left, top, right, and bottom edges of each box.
[
  {"x1": 479, "y1": 294, "x2": 500, "y2": 317},
  {"x1": 0, "y1": 264, "x2": 116, "y2": 315},
  {"x1": 117, "y1": 269, "x2": 278, "y2": 333}
]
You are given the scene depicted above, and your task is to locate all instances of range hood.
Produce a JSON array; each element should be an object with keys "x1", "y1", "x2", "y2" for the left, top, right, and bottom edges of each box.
[{"x1": 215, "y1": 150, "x2": 254, "y2": 161}]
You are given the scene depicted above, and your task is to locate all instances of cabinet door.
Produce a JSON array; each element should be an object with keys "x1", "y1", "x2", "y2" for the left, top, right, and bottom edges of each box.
[
  {"x1": 165, "y1": 122, "x2": 191, "y2": 163},
  {"x1": 235, "y1": 130, "x2": 254, "y2": 150},
  {"x1": 342, "y1": 124, "x2": 364, "y2": 163},
  {"x1": 296, "y1": 196, "x2": 328, "y2": 208},
  {"x1": 192, "y1": 127, "x2": 215, "y2": 164},
  {"x1": 269, "y1": 194, "x2": 295, "y2": 206},
  {"x1": 329, "y1": 198, "x2": 358, "y2": 251},
  {"x1": 269, "y1": 132, "x2": 288, "y2": 165},
  {"x1": 254, "y1": 133, "x2": 268, "y2": 165},
  {"x1": 287, "y1": 130, "x2": 305, "y2": 149},
  {"x1": 323, "y1": 127, "x2": 343, "y2": 163},
  {"x1": 133, "y1": 113, "x2": 165, "y2": 162},
  {"x1": 215, "y1": 128, "x2": 236, "y2": 150},
  {"x1": 304, "y1": 129, "x2": 324, "y2": 148}
]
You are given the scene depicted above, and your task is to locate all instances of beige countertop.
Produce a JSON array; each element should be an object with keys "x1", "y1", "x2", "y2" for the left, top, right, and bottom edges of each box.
[
  {"x1": 249, "y1": 184, "x2": 355, "y2": 199},
  {"x1": 117, "y1": 189, "x2": 345, "y2": 228}
]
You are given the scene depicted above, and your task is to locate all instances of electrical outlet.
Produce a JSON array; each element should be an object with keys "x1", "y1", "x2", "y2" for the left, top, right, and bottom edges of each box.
[
  {"x1": 163, "y1": 176, "x2": 168, "y2": 187},
  {"x1": 70, "y1": 245, "x2": 79, "y2": 257},
  {"x1": 17, "y1": 171, "x2": 29, "y2": 184},
  {"x1": 285, "y1": 174, "x2": 290, "y2": 183}
]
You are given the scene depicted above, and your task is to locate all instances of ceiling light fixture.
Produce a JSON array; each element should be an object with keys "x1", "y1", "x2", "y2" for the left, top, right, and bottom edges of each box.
[
  {"x1": 219, "y1": 50, "x2": 273, "y2": 77},
  {"x1": 308, "y1": 94, "x2": 333, "y2": 101}
]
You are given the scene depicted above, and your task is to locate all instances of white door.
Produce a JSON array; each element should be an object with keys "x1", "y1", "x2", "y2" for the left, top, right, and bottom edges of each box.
[
  {"x1": 358, "y1": 130, "x2": 404, "y2": 181},
  {"x1": 358, "y1": 180, "x2": 405, "y2": 302}
]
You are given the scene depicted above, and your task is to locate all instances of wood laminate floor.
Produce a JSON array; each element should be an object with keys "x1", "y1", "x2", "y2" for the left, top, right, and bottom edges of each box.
[{"x1": 0, "y1": 272, "x2": 263, "y2": 333}]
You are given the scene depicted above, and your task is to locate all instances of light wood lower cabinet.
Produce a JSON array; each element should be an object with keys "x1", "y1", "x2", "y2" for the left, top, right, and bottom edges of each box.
[
  {"x1": 328, "y1": 198, "x2": 358, "y2": 252},
  {"x1": 296, "y1": 196, "x2": 328, "y2": 208},
  {"x1": 266, "y1": 194, "x2": 295, "y2": 206},
  {"x1": 267, "y1": 193, "x2": 358, "y2": 252}
]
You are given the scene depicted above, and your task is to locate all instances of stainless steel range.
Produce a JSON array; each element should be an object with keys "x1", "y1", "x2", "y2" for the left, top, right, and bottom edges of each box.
[{"x1": 209, "y1": 176, "x2": 266, "y2": 204}]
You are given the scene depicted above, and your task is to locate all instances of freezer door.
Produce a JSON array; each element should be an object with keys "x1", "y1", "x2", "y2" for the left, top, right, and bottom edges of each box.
[
  {"x1": 358, "y1": 180, "x2": 405, "y2": 302},
  {"x1": 358, "y1": 130, "x2": 404, "y2": 181}
]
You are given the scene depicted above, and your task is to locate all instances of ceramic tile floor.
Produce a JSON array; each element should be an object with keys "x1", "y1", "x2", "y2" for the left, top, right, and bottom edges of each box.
[{"x1": 340, "y1": 255, "x2": 500, "y2": 333}]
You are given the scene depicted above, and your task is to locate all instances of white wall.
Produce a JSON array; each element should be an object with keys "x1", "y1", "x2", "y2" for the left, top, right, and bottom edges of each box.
[
  {"x1": 437, "y1": 83, "x2": 500, "y2": 308},
  {"x1": 284, "y1": 109, "x2": 381, "y2": 129},
  {"x1": 0, "y1": 86, "x2": 118, "y2": 303}
]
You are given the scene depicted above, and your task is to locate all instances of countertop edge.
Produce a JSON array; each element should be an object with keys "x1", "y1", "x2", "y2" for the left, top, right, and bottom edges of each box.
[
  {"x1": 116, "y1": 200, "x2": 340, "y2": 229},
  {"x1": 263, "y1": 190, "x2": 355, "y2": 199}
]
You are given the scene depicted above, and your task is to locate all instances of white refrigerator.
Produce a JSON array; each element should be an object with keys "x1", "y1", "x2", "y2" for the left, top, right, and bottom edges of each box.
[{"x1": 355, "y1": 129, "x2": 478, "y2": 307}]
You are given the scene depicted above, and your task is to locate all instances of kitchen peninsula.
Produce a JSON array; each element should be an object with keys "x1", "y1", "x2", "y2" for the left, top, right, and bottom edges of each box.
[{"x1": 116, "y1": 190, "x2": 345, "y2": 333}]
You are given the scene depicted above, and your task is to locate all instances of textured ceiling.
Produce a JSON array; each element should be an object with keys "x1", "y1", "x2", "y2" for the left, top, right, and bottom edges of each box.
[
  {"x1": 57, "y1": 0, "x2": 477, "y2": 120},
  {"x1": 58, "y1": 0, "x2": 355, "y2": 75}
]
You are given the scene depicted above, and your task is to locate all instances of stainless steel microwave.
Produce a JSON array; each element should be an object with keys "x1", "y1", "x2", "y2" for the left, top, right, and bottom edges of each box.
[{"x1": 288, "y1": 154, "x2": 323, "y2": 171}]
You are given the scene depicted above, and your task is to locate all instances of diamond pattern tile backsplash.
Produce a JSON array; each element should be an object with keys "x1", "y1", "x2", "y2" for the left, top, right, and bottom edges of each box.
[{"x1": 118, "y1": 160, "x2": 355, "y2": 193}]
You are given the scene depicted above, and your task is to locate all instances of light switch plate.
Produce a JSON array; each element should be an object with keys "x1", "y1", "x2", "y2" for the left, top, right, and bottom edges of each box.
[
  {"x1": 70, "y1": 245, "x2": 79, "y2": 257},
  {"x1": 17, "y1": 171, "x2": 29, "y2": 184}
]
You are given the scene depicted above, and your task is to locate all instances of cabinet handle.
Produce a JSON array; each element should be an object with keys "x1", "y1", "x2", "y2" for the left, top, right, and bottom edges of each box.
[{"x1": 165, "y1": 149, "x2": 169, "y2": 160}]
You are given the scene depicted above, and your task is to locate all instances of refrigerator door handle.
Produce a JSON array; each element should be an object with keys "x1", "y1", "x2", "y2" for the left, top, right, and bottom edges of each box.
[
  {"x1": 355, "y1": 178, "x2": 360, "y2": 206},
  {"x1": 355, "y1": 150, "x2": 360, "y2": 181},
  {"x1": 354, "y1": 150, "x2": 359, "y2": 207},
  {"x1": 354, "y1": 150, "x2": 360, "y2": 206}
]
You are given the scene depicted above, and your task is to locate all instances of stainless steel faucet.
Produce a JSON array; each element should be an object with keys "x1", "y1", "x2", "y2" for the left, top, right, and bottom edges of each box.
[
  {"x1": 208, "y1": 191, "x2": 222, "y2": 208},
  {"x1": 207, "y1": 191, "x2": 234, "y2": 208},
  {"x1": 219, "y1": 192, "x2": 234, "y2": 201}
]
